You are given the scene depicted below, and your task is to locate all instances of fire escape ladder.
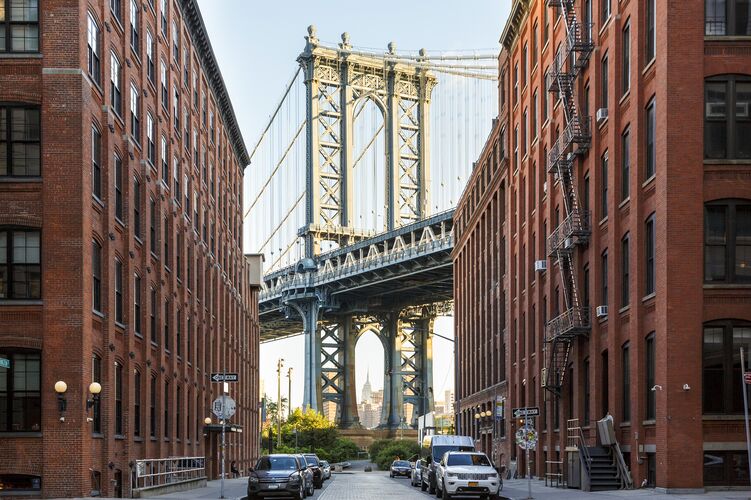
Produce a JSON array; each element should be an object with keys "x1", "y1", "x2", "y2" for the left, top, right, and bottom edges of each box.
[{"x1": 543, "y1": 0, "x2": 593, "y2": 396}]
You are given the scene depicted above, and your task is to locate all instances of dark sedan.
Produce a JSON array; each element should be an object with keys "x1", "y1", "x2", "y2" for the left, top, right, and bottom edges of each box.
[
  {"x1": 390, "y1": 460, "x2": 412, "y2": 478},
  {"x1": 302, "y1": 453, "x2": 324, "y2": 488},
  {"x1": 247, "y1": 455, "x2": 306, "y2": 499}
]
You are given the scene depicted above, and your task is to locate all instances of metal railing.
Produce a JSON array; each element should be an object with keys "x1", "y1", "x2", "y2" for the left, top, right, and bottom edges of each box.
[
  {"x1": 132, "y1": 456, "x2": 206, "y2": 493},
  {"x1": 546, "y1": 307, "x2": 590, "y2": 340},
  {"x1": 547, "y1": 209, "x2": 590, "y2": 256}
]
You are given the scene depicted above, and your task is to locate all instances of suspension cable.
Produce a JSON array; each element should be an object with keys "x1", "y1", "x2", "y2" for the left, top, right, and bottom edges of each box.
[
  {"x1": 352, "y1": 123, "x2": 384, "y2": 169},
  {"x1": 248, "y1": 67, "x2": 302, "y2": 162},
  {"x1": 258, "y1": 192, "x2": 305, "y2": 252}
]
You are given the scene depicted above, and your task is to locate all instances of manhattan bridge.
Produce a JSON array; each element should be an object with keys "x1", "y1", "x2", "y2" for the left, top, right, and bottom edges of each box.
[{"x1": 246, "y1": 27, "x2": 498, "y2": 429}]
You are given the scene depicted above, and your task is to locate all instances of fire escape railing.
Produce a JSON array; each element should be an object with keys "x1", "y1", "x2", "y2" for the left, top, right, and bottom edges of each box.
[{"x1": 543, "y1": 0, "x2": 594, "y2": 396}]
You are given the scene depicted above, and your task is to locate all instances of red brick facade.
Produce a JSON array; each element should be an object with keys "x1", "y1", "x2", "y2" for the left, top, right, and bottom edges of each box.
[
  {"x1": 0, "y1": 0, "x2": 259, "y2": 497},
  {"x1": 454, "y1": 0, "x2": 751, "y2": 491}
]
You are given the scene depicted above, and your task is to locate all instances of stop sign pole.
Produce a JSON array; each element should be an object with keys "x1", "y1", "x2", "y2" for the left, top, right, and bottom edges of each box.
[{"x1": 742, "y1": 347, "x2": 751, "y2": 488}]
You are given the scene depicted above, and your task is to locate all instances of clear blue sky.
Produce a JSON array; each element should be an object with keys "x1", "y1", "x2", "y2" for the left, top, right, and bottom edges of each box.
[{"x1": 196, "y1": 0, "x2": 512, "y2": 409}]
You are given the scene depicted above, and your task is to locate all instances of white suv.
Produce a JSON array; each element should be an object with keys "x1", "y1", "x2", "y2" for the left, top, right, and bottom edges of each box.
[{"x1": 435, "y1": 451, "x2": 502, "y2": 500}]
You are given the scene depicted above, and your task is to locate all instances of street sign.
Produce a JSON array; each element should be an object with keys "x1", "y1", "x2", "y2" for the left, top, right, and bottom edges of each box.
[
  {"x1": 212, "y1": 395, "x2": 237, "y2": 420},
  {"x1": 515, "y1": 425, "x2": 538, "y2": 450},
  {"x1": 211, "y1": 372, "x2": 238, "y2": 383},
  {"x1": 744, "y1": 372, "x2": 751, "y2": 385},
  {"x1": 0, "y1": 357, "x2": 9, "y2": 369},
  {"x1": 512, "y1": 406, "x2": 540, "y2": 419}
]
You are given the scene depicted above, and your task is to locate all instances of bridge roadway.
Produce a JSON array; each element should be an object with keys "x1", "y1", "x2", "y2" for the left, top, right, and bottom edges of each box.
[{"x1": 259, "y1": 209, "x2": 455, "y2": 341}]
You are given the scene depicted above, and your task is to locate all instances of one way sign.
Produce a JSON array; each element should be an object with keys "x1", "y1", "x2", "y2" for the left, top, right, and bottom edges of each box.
[
  {"x1": 211, "y1": 373, "x2": 239, "y2": 383},
  {"x1": 512, "y1": 406, "x2": 540, "y2": 419}
]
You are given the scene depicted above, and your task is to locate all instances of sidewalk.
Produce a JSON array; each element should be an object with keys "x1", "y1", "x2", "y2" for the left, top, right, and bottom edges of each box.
[
  {"x1": 141, "y1": 477, "x2": 248, "y2": 500},
  {"x1": 500, "y1": 478, "x2": 751, "y2": 500}
]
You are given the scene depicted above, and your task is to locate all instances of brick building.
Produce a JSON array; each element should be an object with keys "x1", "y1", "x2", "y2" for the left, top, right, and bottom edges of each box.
[
  {"x1": 455, "y1": 0, "x2": 751, "y2": 491},
  {"x1": 0, "y1": 0, "x2": 260, "y2": 497}
]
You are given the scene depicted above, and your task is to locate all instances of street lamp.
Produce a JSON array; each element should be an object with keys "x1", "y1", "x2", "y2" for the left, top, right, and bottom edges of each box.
[
  {"x1": 204, "y1": 417, "x2": 212, "y2": 425},
  {"x1": 287, "y1": 367, "x2": 293, "y2": 418},
  {"x1": 54, "y1": 381, "x2": 67, "y2": 421},
  {"x1": 276, "y1": 358, "x2": 285, "y2": 447},
  {"x1": 86, "y1": 382, "x2": 102, "y2": 411}
]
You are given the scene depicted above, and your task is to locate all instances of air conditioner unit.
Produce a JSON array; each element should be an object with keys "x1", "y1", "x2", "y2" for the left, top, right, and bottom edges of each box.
[
  {"x1": 534, "y1": 260, "x2": 547, "y2": 272},
  {"x1": 596, "y1": 107, "x2": 609, "y2": 124},
  {"x1": 596, "y1": 305, "x2": 608, "y2": 318}
]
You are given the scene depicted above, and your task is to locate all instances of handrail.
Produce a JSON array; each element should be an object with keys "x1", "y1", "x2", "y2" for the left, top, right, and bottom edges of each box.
[{"x1": 132, "y1": 456, "x2": 205, "y2": 493}]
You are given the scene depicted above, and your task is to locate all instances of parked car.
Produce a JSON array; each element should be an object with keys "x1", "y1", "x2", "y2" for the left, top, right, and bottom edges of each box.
[
  {"x1": 411, "y1": 459, "x2": 424, "y2": 486},
  {"x1": 435, "y1": 451, "x2": 502, "y2": 500},
  {"x1": 293, "y1": 454, "x2": 315, "y2": 496},
  {"x1": 302, "y1": 453, "x2": 324, "y2": 488},
  {"x1": 390, "y1": 459, "x2": 412, "y2": 478},
  {"x1": 420, "y1": 435, "x2": 475, "y2": 493},
  {"x1": 320, "y1": 460, "x2": 331, "y2": 480},
  {"x1": 247, "y1": 454, "x2": 307, "y2": 500}
]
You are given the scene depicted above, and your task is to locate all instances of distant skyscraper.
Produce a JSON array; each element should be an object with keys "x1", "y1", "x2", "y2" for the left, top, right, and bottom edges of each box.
[{"x1": 361, "y1": 368, "x2": 373, "y2": 403}]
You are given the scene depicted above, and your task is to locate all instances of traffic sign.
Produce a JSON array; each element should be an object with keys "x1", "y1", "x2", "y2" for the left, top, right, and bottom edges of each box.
[
  {"x1": 0, "y1": 357, "x2": 9, "y2": 369},
  {"x1": 515, "y1": 425, "x2": 538, "y2": 450},
  {"x1": 512, "y1": 406, "x2": 540, "y2": 419},
  {"x1": 212, "y1": 395, "x2": 237, "y2": 420},
  {"x1": 211, "y1": 373, "x2": 238, "y2": 383},
  {"x1": 744, "y1": 372, "x2": 751, "y2": 385}
]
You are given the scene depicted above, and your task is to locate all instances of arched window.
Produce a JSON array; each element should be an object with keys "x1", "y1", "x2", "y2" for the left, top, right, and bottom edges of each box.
[
  {"x1": 705, "y1": 199, "x2": 751, "y2": 284},
  {"x1": 705, "y1": 75, "x2": 751, "y2": 159},
  {"x1": 703, "y1": 320, "x2": 751, "y2": 414}
]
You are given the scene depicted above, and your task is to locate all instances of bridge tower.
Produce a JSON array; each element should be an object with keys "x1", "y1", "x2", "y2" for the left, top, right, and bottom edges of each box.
[{"x1": 285, "y1": 27, "x2": 438, "y2": 427}]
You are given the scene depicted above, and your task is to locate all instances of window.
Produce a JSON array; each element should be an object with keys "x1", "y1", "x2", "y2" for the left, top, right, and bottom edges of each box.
[
  {"x1": 91, "y1": 125, "x2": 102, "y2": 200},
  {"x1": 149, "y1": 198, "x2": 157, "y2": 255},
  {"x1": 176, "y1": 385, "x2": 181, "y2": 439},
  {"x1": 146, "y1": 113, "x2": 155, "y2": 165},
  {"x1": 1, "y1": 0, "x2": 39, "y2": 52},
  {"x1": 150, "y1": 374, "x2": 157, "y2": 437},
  {"x1": 646, "y1": 99, "x2": 656, "y2": 179},
  {"x1": 621, "y1": 128, "x2": 630, "y2": 201},
  {"x1": 150, "y1": 287, "x2": 157, "y2": 344},
  {"x1": 92, "y1": 354, "x2": 101, "y2": 433},
  {"x1": 173, "y1": 156, "x2": 180, "y2": 199},
  {"x1": 621, "y1": 234, "x2": 630, "y2": 307},
  {"x1": 0, "y1": 350, "x2": 40, "y2": 431},
  {"x1": 0, "y1": 106, "x2": 40, "y2": 177},
  {"x1": 705, "y1": 76, "x2": 751, "y2": 160},
  {"x1": 115, "y1": 259, "x2": 123, "y2": 323},
  {"x1": 183, "y1": 49, "x2": 189, "y2": 87},
  {"x1": 146, "y1": 30, "x2": 154, "y2": 83},
  {"x1": 0, "y1": 229, "x2": 40, "y2": 300},
  {"x1": 704, "y1": 450, "x2": 751, "y2": 487},
  {"x1": 173, "y1": 86, "x2": 180, "y2": 131},
  {"x1": 601, "y1": 0, "x2": 611, "y2": 24},
  {"x1": 622, "y1": 342, "x2": 631, "y2": 421},
  {"x1": 601, "y1": 151, "x2": 608, "y2": 219},
  {"x1": 705, "y1": 199, "x2": 751, "y2": 283},
  {"x1": 134, "y1": 274, "x2": 142, "y2": 335},
  {"x1": 130, "y1": 83, "x2": 140, "y2": 140},
  {"x1": 110, "y1": 0, "x2": 122, "y2": 24},
  {"x1": 171, "y1": 20, "x2": 179, "y2": 61},
  {"x1": 583, "y1": 359, "x2": 591, "y2": 425},
  {"x1": 110, "y1": 52, "x2": 122, "y2": 116},
  {"x1": 532, "y1": 22, "x2": 538, "y2": 68},
  {"x1": 513, "y1": 63, "x2": 519, "y2": 104},
  {"x1": 522, "y1": 43, "x2": 527, "y2": 88},
  {"x1": 134, "y1": 370, "x2": 142, "y2": 437},
  {"x1": 531, "y1": 90, "x2": 538, "y2": 140},
  {"x1": 133, "y1": 178, "x2": 142, "y2": 239},
  {"x1": 114, "y1": 153, "x2": 123, "y2": 221},
  {"x1": 601, "y1": 350, "x2": 609, "y2": 416},
  {"x1": 160, "y1": 60, "x2": 168, "y2": 107},
  {"x1": 543, "y1": 5, "x2": 549, "y2": 44},
  {"x1": 115, "y1": 361, "x2": 123, "y2": 435},
  {"x1": 645, "y1": 214, "x2": 656, "y2": 295},
  {"x1": 92, "y1": 239, "x2": 102, "y2": 312},
  {"x1": 160, "y1": 0, "x2": 167, "y2": 37},
  {"x1": 164, "y1": 299, "x2": 170, "y2": 351},
  {"x1": 161, "y1": 136, "x2": 169, "y2": 184},
  {"x1": 129, "y1": 0, "x2": 139, "y2": 55},
  {"x1": 646, "y1": 0, "x2": 656, "y2": 61},
  {"x1": 513, "y1": 125, "x2": 519, "y2": 168},
  {"x1": 646, "y1": 333, "x2": 656, "y2": 418},
  {"x1": 706, "y1": 0, "x2": 751, "y2": 35},
  {"x1": 164, "y1": 381, "x2": 170, "y2": 437},
  {"x1": 622, "y1": 22, "x2": 631, "y2": 95},
  {"x1": 522, "y1": 110, "x2": 527, "y2": 157},
  {"x1": 87, "y1": 13, "x2": 101, "y2": 84},
  {"x1": 163, "y1": 217, "x2": 169, "y2": 268},
  {"x1": 601, "y1": 250, "x2": 608, "y2": 306},
  {"x1": 601, "y1": 54, "x2": 609, "y2": 109}
]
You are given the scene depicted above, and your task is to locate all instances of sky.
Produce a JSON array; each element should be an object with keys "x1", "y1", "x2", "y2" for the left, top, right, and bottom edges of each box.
[{"x1": 196, "y1": 0, "x2": 511, "y2": 409}]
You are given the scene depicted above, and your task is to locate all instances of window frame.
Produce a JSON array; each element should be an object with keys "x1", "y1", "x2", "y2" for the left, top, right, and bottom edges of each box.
[
  {"x1": 704, "y1": 75, "x2": 751, "y2": 160},
  {"x1": 134, "y1": 273, "x2": 142, "y2": 336},
  {"x1": 114, "y1": 153, "x2": 123, "y2": 221},
  {"x1": 704, "y1": 199, "x2": 751, "y2": 284},
  {"x1": 1, "y1": 0, "x2": 40, "y2": 53},
  {"x1": 705, "y1": 0, "x2": 751, "y2": 35},
  {"x1": 110, "y1": 52, "x2": 123, "y2": 117},
  {"x1": 646, "y1": 332, "x2": 656, "y2": 419},
  {"x1": 0, "y1": 228, "x2": 41, "y2": 300},
  {"x1": 645, "y1": 213, "x2": 656, "y2": 295},
  {"x1": 87, "y1": 12, "x2": 101, "y2": 85},
  {"x1": 92, "y1": 239, "x2": 102, "y2": 313},
  {"x1": 114, "y1": 258, "x2": 123, "y2": 324},
  {"x1": 0, "y1": 105, "x2": 41, "y2": 178},
  {"x1": 621, "y1": 233, "x2": 630, "y2": 307},
  {"x1": 0, "y1": 349, "x2": 41, "y2": 432}
]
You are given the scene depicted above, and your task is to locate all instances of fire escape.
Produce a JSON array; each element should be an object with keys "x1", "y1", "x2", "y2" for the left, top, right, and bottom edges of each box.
[{"x1": 542, "y1": 1, "x2": 594, "y2": 396}]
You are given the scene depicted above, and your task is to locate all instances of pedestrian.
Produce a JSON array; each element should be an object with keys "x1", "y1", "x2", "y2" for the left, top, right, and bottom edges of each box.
[{"x1": 231, "y1": 460, "x2": 239, "y2": 478}]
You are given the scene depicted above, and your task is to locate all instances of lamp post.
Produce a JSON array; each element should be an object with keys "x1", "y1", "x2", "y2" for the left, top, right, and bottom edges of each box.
[
  {"x1": 54, "y1": 381, "x2": 67, "y2": 422},
  {"x1": 276, "y1": 358, "x2": 284, "y2": 447},
  {"x1": 287, "y1": 367, "x2": 293, "y2": 418}
]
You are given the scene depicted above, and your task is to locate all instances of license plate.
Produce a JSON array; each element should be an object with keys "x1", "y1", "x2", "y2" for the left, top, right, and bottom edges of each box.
[
  {"x1": 468, "y1": 481, "x2": 479, "y2": 487},
  {"x1": 266, "y1": 484, "x2": 279, "y2": 489}
]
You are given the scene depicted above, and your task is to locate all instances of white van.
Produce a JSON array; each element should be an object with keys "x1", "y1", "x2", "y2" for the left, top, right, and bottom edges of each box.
[{"x1": 419, "y1": 435, "x2": 475, "y2": 494}]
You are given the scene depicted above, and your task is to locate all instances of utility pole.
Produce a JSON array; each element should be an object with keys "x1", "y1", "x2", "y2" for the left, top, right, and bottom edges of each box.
[
  {"x1": 287, "y1": 367, "x2": 293, "y2": 418},
  {"x1": 277, "y1": 358, "x2": 285, "y2": 447}
]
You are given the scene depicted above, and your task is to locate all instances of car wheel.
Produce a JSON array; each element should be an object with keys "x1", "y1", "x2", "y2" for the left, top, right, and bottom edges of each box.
[
  {"x1": 390, "y1": 472, "x2": 393, "y2": 478},
  {"x1": 421, "y1": 478, "x2": 428, "y2": 491},
  {"x1": 308, "y1": 481, "x2": 314, "y2": 496},
  {"x1": 428, "y1": 479, "x2": 436, "y2": 494},
  {"x1": 435, "y1": 480, "x2": 443, "y2": 498},
  {"x1": 296, "y1": 482, "x2": 305, "y2": 500},
  {"x1": 442, "y1": 480, "x2": 453, "y2": 500}
]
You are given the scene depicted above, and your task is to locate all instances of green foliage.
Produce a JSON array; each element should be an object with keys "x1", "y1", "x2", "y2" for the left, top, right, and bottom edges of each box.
[
  {"x1": 368, "y1": 439, "x2": 394, "y2": 461},
  {"x1": 372, "y1": 440, "x2": 421, "y2": 471}
]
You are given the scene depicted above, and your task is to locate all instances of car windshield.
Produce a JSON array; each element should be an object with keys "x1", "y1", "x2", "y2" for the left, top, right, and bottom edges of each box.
[
  {"x1": 433, "y1": 445, "x2": 474, "y2": 462},
  {"x1": 320, "y1": 461, "x2": 329, "y2": 467},
  {"x1": 394, "y1": 461, "x2": 410, "y2": 467},
  {"x1": 304, "y1": 456, "x2": 319, "y2": 466},
  {"x1": 256, "y1": 456, "x2": 298, "y2": 471},
  {"x1": 446, "y1": 454, "x2": 492, "y2": 467}
]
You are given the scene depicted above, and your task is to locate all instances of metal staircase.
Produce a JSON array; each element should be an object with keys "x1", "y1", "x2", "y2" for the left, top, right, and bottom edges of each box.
[{"x1": 543, "y1": 0, "x2": 594, "y2": 396}]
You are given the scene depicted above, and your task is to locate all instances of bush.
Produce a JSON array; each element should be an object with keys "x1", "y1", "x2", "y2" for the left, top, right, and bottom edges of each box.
[
  {"x1": 368, "y1": 439, "x2": 393, "y2": 462},
  {"x1": 314, "y1": 438, "x2": 361, "y2": 464},
  {"x1": 373, "y1": 440, "x2": 420, "y2": 471}
]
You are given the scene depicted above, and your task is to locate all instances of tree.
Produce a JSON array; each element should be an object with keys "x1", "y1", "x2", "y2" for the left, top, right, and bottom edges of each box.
[{"x1": 264, "y1": 394, "x2": 288, "y2": 425}]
